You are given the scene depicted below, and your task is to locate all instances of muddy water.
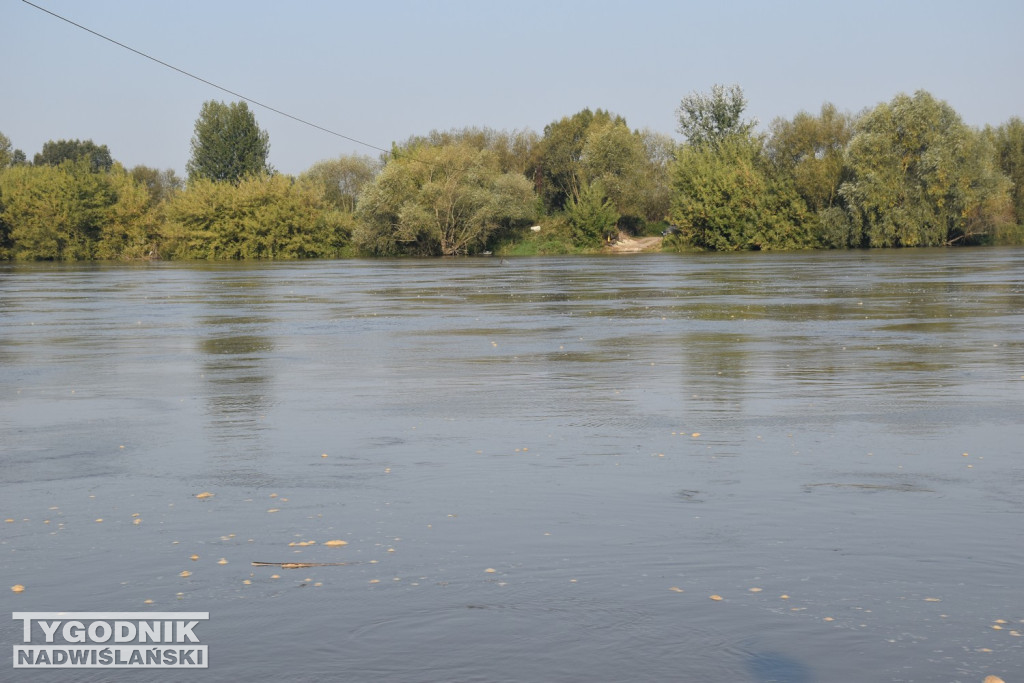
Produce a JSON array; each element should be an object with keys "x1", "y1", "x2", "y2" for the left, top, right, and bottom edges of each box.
[{"x1": 2, "y1": 250, "x2": 1022, "y2": 682}]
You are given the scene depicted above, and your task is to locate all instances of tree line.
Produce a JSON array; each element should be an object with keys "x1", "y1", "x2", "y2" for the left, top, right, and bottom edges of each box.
[{"x1": 1, "y1": 88, "x2": 1022, "y2": 260}]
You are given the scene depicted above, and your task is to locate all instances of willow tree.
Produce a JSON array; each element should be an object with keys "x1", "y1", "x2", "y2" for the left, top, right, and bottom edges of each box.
[
  {"x1": 354, "y1": 143, "x2": 536, "y2": 256},
  {"x1": 186, "y1": 100, "x2": 271, "y2": 183},
  {"x1": 676, "y1": 84, "x2": 757, "y2": 148},
  {"x1": 300, "y1": 154, "x2": 380, "y2": 213},
  {"x1": 841, "y1": 91, "x2": 1012, "y2": 247}
]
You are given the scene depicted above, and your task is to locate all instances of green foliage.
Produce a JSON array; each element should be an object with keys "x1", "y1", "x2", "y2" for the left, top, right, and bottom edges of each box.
[
  {"x1": 532, "y1": 109, "x2": 620, "y2": 212},
  {"x1": 0, "y1": 132, "x2": 12, "y2": 169},
  {"x1": 566, "y1": 182, "x2": 619, "y2": 247},
  {"x1": 494, "y1": 218, "x2": 576, "y2": 256},
  {"x1": 300, "y1": 154, "x2": 380, "y2": 213},
  {"x1": 767, "y1": 103, "x2": 854, "y2": 213},
  {"x1": 6, "y1": 89, "x2": 1021, "y2": 261},
  {"x1": 0, "y1": 161, "x2": 156, "y2": 260},
  {"x1": 676, "y1": 84, "x2": 757, "y2": 148},
  {"x1": 33, "y1": 139, "x2": 114, "y2": 173},
  {"x1": 990, "y1": 117, "x2": 1024, "y2": 229},
  {"x1": 162, "y1": 174, "x2": 351, "y2": 259},
  {"x1": 187, "y1": 101, "x2": 271, "y2": 183},
  {"x1": 355, "y1": 142, "x2": 536, "y2": 256},
  {"x1": 636, "y1": 130, "x2": 676, "y2": 225},
  {"x1": 580, "y1": 119, "x2": 650, "y2": 232},
  {"x1": 398, "y1": 127, "x2": 539, "y2": 175},
  {"x1": 841, "y1": 91, "x2": 1012, "y2": 247},
  {"x1": 95, "y1": 168, "x2": 161, "y2": 260},
  {"x1": 669, "y1": 134, "x2": 812, "y2": 251},
  {"x1": 532, "y1": 111, "x2": 672, "y2": 232},
  {"x1": 129, "y1": 165, "x2": 183, "y2": 207}
]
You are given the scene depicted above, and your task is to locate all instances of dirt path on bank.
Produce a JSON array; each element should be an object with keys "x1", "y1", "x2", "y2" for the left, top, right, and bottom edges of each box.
[{"x1": 606, "y1": 232, "x2": 664, "y2": 253}]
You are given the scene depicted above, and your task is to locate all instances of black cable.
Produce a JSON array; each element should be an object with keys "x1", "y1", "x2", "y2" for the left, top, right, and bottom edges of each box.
[{"x1": 20, "y1": 0, "x2": 393, "y2": 157}]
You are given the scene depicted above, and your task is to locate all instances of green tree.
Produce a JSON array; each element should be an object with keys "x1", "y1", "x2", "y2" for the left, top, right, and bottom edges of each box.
[
  {"x1": 0, "y1": 132, "x2": 12, "y2": 169},
  {"x1": 669, "y1": 134, "x2": 811, "y2": 251},
  {"x1": 95, "y1": 167, "x2": 161, "y2": 260},
  {"x1": 531, "y1": 111, "x2": 671, "y2": 232},
  {"x1": 186, "y1": 100, "x2": 271, "y2": 183},
  {"x1": 841, "y1": 91, "x2": 1012, "y2": 247},
  {"x1": 399, "y1": 127, "x2": 539, "y2": 175},
  {"x1": 0, "y1": 161, "x2": 160, "y2": 260},
  {"x1": 767, "y1": 103, "x2": 854, "y2": 213},
  {"x1": 676, "y1": 84, "x2": 757, "y2": 148},
  {"x1": 355, "y1": 143, "x2": 536, "y2": 256},
  {"x1": 129, "y1": 165, "x2": 183, "y2": 207},
  {"x1": 990, "y1": 117, "x2": 1024, "y2": 228},
  {"x1": 637, "y1": 129, "x2": 676, "y2": 225},
  {"x1": 162, "y1": 174, "x2": 350, "y2": 259},
  {"x1": 0, "y1": 161, "x2": 105, "y2": 259},
  {"x1": 300, "y1": 154, "x2": 380, "y2": 213},
  {"x1": 33, "y1": 139, "x2": 114, "y2": 172},
  {"x1": 566, "y1": 181, "x2": 619, "y2": 247},
  {"x1": 531, "y1": 108, "x2": 620, "y2": 212},
  {"x1": 579, "y1": 118, "x2": 650, "y2": 232}
]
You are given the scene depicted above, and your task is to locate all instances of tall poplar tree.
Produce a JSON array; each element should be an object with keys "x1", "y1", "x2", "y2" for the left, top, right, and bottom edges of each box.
[{"x1": 186, "y1": 100, "x2": 271, "y2": 183}]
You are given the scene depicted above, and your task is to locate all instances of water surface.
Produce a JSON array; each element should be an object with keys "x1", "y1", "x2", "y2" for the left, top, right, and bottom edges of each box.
[{"x1": 2, "y1": 250, "x2": 1023, "y2": 681}]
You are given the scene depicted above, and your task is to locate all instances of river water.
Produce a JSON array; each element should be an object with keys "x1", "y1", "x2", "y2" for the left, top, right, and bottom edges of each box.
[{"x1": 1, "y1": 249, "x2": 1022, "y2": 682}]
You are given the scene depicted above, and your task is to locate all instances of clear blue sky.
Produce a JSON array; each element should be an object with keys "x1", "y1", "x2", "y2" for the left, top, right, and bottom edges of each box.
[{"x1": 3, "y1": 0, "x2": 1022, "y2": 176}]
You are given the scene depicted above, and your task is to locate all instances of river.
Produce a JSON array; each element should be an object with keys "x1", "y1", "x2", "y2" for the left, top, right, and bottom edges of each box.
[{"x1": 2, "y1": 249, "x2": 1022, "y2": 682}]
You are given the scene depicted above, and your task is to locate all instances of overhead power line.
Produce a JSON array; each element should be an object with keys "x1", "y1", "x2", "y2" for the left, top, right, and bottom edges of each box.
[{"x1": 20, "y1": 0, "x2": 393, "y2": 157}]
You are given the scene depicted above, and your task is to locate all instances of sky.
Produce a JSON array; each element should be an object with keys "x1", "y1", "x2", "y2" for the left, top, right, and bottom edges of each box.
[{"x1": 3, "y1": 0, "x2": 1023, "y2": 177}]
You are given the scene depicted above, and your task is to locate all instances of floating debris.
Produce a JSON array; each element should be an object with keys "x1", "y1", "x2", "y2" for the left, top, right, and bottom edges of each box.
[
  {"x1": 709, "y1": 595, "x2": 723, "y2": 601},
  {"x1": 669, "y1": 586, "x2": 684, "y2": 593},
  {"x1": 217, "y1": 558, "x2": 228, "y2": 565},
  {"x1": 190, "y1": 554, "x2": 199, "y2": 561},
  {"x1": 924, "y1": 597, "x2": 941, "y2": 602},
  {"x1": 983, "y1": 677, "x2": 1005, "y2": 683},
  {"x1": 484, "y1": 568, "x2": 496, "y2": 574},
  {"x1": 11, "y1": 584, "x2": 25, "y2": 593},
  {"x1": 178, "y1": 571, "x2": 191, "y2": 578},
  {"x1": 267, "y1": 508, "x2": 280, "y2": 513},
  {"x1": 324, "y1": 540, "x2": 348, "y2": 547},
  {"x1": 252, "y1": 561, "x2": 350, "y2": 569},
  {"x1": 749, "y1": 587, "x2": 763, "y2": 593},
  {"x1": 195, "y1": 492, "x2": 214, "y2": 500}
]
